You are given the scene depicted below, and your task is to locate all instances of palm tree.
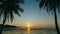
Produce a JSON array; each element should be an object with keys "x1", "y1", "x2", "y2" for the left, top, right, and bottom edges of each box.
[
  {"x1": 0, "y1": 0, "x2": 24, "y2": 34},
  {"x1": 39, "y1": 0, "x2": 60, "y2": 34}
]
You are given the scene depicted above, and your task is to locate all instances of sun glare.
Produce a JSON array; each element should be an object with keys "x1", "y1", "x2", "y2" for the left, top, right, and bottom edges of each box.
[
  {"x1": 26, "y1": 22, "x2": 31, "y2": 28},
  {"x1": 28, "y1": 24, "x2": 31, "y2": 28},
  {"x1": 26, "y1": 22, "x2": 31, "y2": 34}
]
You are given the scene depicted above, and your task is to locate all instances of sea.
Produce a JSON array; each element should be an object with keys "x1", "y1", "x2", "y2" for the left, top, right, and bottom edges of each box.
[{"x1": 2, "y1": 30, "x2": 57, "y2": 34}]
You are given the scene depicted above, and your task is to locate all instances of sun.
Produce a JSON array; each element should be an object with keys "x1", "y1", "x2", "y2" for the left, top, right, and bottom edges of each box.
[
  {"x1": 26, "y1": 22, "x2": 31, "y2": 28},
  {"x1": 26, "y1": 22, "x2": 31, "y2": 31},
  {"x1": 28, "y1": 24, "x2": 31, "y2": 28}
]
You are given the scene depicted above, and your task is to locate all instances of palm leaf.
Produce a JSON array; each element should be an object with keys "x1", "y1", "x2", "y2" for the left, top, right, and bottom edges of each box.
[
  {"x1": 0, "y1": 0, "x2": 24, "y2": 23},
  {"x1": 39, "y1": 0, "x2": 60, "y2": 14}
]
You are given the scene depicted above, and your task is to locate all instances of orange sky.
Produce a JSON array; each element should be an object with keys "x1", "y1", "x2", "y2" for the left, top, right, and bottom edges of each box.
[{"x1": 5, "y1": 22, "x2": 55, "y2": 28}]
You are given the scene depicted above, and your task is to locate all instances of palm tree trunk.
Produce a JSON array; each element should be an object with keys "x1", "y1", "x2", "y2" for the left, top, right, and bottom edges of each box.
[
  {"x1": 54, "y1": 7, "x2": 60, "y2": 34},
  {"x1": 53, "y1": 0, "x2": 60, "y2": 34},
  {"x1": 0, "y1": 17, "x2": 6, "y2": 34}
]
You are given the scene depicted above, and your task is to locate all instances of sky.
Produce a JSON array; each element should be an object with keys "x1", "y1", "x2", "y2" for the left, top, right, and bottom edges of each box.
[{"x1": 0, "y1": 0, "x2": 60, "y2": 28}]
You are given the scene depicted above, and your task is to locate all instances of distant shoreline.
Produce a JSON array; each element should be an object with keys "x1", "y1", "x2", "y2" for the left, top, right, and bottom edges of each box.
[{"x1": 1, "y1": 28, "x2": 56, "y2": 31}]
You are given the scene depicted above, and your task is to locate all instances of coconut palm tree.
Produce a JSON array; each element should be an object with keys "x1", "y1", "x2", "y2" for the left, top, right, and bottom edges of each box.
[
  {"x1": 0, "y1": 0, "x2": 24, "y2": 34},
  {"x1": 39, "y1": 0, "x2": 60, "y2": 34}
]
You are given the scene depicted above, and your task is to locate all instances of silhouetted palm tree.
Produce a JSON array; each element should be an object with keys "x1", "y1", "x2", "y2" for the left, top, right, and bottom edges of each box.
[
  {"x1": 0, "y1": 0, "x2": 24, "y2": 34},
  {"x1": 39, "y1": 0, "x2": 60, "y2": 34}
]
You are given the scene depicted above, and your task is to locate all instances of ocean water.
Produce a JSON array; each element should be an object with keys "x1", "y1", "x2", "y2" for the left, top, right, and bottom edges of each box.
[{"x1": 2, "y1": 30, "x2": 57, "y2": 34}]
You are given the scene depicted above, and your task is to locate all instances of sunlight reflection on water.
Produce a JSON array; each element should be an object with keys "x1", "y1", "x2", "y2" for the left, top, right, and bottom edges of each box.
[
  {"x1": 2, "y1": 30, "x2": 57, "y2": 34},
  {"x1": 27, "y1": 28, "x2": 30, "y2": 34}
]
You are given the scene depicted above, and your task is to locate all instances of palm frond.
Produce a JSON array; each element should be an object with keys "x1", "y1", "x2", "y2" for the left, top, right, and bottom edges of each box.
[
  {"x1": 39, "y1": 0, "x2": 60, "y2": 14},
  {"x1": 0, "y1": 0, "x2": 24, "y2": 23},
  {"x1": 9, "y1": 11, "x2": 14, "y2": 23},
  {"x1": 39, "y1": 0, "x2": 45, "y2": 8},
  {"x1": 14, "y1": 9, "x2": 21, "y2": 16}
]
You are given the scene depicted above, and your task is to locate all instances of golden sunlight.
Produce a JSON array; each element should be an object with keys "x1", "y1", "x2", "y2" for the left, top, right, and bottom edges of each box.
[
  {"x1": 26, "y1": 22, "x2": 31, "y2": 28},
  {"x1": 27, "y1": 24, "x2": 31, "y2": 31},
  {"x1": 26, "y1": 22, "x2": 31, "y2": 31},
  {"x1": 27, "y1": 24, "x2": 31, "y2": 28},
  {"x1": 26, "y1": 22, "x2": 31, "y2": 34}
]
